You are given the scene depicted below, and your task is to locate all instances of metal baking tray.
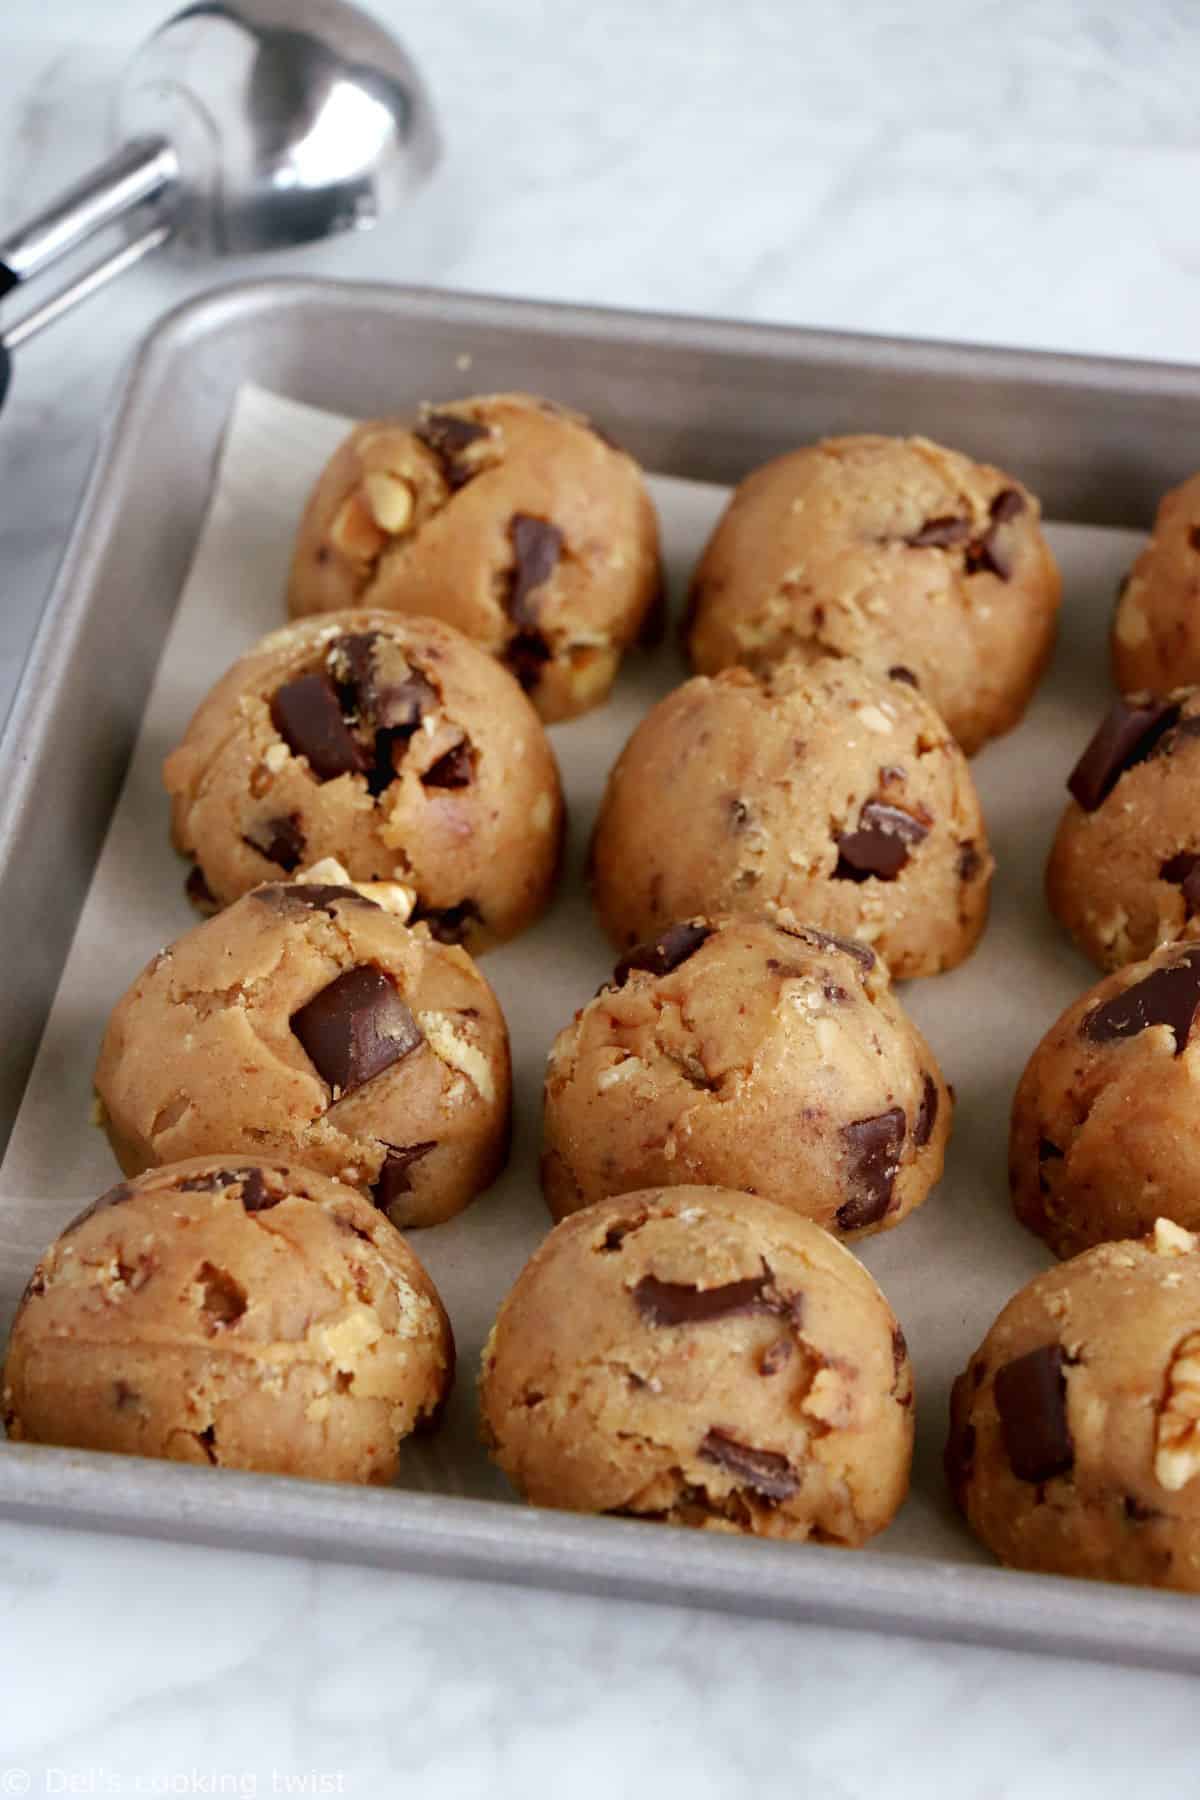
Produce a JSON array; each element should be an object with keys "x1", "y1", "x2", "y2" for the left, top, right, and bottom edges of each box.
[{"x1": 3, "y1": 277, "x2": 1200, "y2": 1673}]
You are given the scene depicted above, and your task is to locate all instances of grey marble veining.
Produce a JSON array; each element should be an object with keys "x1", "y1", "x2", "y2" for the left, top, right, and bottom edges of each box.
[{"x1": 2, "y1": 1, "x2": 1200, "y2": 1792}]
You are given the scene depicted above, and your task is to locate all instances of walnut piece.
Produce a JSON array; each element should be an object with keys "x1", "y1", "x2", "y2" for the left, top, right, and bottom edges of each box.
[{"x1": 1155, "y1": 1330, "x2": 1200, "y2": 1491}]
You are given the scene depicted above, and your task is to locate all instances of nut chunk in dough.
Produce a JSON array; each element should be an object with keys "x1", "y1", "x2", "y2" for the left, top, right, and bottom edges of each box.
[
  {"x1": 1010, "y1": 941, "x2": 1200, "y2": 1257},
  {"x1": 590, "y1": 656, "x2": 992, "y2": 979},
  {"x1": 286, "y1": 393, "x2": 662, "y2": 722},
  {"x1": 163, "y1": 610, "x2": 564, "y2": 951},
  {"x1": 1047, "y1": 688, "x2": 1200, "y2": 970},
  {"x1": 543, "y1": 915, "x2": 950, "y2": 1239},
  {"x1": 685, "y1": 434, "x2": 1060, "y2": 755},
  {"x1": 481, "y1": 1186, "x2": 913, "y2": 1542},
  {"x1": 947, "y1": 1219, "x2": 1200, "y2": 1590},
  {"x1": 94, "y1": 876, "x2": 511, "y2": 1228},
  {"x1": 2, "y1": 1158, "x2": 454, "y2": 1484}
]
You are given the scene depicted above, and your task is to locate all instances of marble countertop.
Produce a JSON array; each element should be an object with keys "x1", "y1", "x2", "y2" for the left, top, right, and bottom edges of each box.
[{"x1": 4, "y1": 0, "x2": 1200, "y2": 1791}]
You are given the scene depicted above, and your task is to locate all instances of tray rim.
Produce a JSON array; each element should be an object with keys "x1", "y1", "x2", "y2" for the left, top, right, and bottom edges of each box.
[{"x1": 2, "y1": 274, "x2": 1198, "y2": 1673}]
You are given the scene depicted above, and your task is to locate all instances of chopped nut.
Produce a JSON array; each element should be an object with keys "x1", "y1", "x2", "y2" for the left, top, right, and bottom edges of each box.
[
  {"x1": 1115, "y1": 596, "x2": 1149, "y2": 649},
  {"x1": 1156, "y1": 1330, "x2": 1200, "y2": 1490},
  {"x1": 419, "y1": 1011, "x2": 496, "y2": 1102},
  {"x1": 263, "y1": 742, "x2": 290, "y2": 774},
  {"x1": 296, "y1": 856, "x2": 353, "y2": 886},
  {"x1": 857, "y1": 704, "x2": 894, "y2": 735},
  {"x1": 330, "y1": 493, "x2": 387, "y2": 562},
  {"x1": 362, "y1": 470, "x2": 415, "y2": 535},
  {"x1": 568, "y1": 645, "x2": 619, "y2": 708},
  {"x1": 1154, "y1": 1217, "x2": 1198, "y2": 1257},
  {"x1": 597, "y1": 1057, "x2": 646, "y2": 1090}
]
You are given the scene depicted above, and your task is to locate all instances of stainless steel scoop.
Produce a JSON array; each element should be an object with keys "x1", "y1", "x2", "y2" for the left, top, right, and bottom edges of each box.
[{"x1": 0, "y1": 0, "x2": 439, "y2": 409}]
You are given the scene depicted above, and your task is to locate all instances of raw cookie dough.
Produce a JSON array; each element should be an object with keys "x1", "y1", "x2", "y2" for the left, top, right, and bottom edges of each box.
[
  {"x1": 947, "y1": 1217, "x2": 1200, "y2": 1590},
  {"x1": 589, "y1": 656, "x2": 992, "y2": 978},
  {"x1": 685, "y1": 434, "x2": 1061, "y2": 755},
  {"x1": 1112, "y1": 471, "x2": 1200, "y2": 693},
  {"x1": 94, "y1": 874, "x2": 511, "y2": 1228},
  {"x1": 2, "y1": 1157, "x2": 454, "y2": 1484},
  {"x1": 481, "y1": 1185, "x2": 913, "y2": 1541},
  {"x1": 543, "y1": 915, "x2": 951, "y2": 1238},
  {"x1": 1047, "y1": 688, "x2": 1200, "y2": 970},
  {"x1": 163, "y1": 610, "x2": 564, "y2": 949},
  {"x1": 286, "y1": 392, "x2": 662, "y2": 722},
  {"x1": 1010, "y1": 940, "x2": 1200, "y2": 1257}
]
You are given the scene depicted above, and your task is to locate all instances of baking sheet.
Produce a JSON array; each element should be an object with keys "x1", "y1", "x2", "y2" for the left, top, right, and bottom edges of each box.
[{"x1": 0, "y1": 382, "x2": 1143, "y2": 1563}]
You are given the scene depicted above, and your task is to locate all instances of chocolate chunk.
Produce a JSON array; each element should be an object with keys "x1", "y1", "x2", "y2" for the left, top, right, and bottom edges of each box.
[
  {"x1": 990, "y1": 487, "x2": 1026, "y2": 525},
  {"x1": 699, "y1": 1428, "x2": 799, "y2": 1500},
  {"x1": 1082, "y1": 946, "x2": 1200, "y2": 1054},
  {"x1": 759, "y1": 1337, "x2": 793, "y2": 1376},
  {"x1": 834, "y1": 800, "x2": 929, "y2": 883},
  {"x1": 777, "y1": 921, "x2": 876, "y2": 972},
  {"x1": 186, "y1": 866, "x2": 216, "y2": 911},
  {"x1": 892, "y1": 1325, "x2": 909, "y2": 1377},
  {"x1": 291, "y1": 966, "x2": 424, "y2": 1096},
  {"x1": 1066, "y1": 696, "x2": 1181, "y2": 812},
  {"x1": 1038, "y1": 1137, "x2": 1064, "y2": 1163},
  {"x1": 254, "y1": 883, "x2": 380, "y2": 918},
  {"x1": 837, "y1": 1106, "x2": 906, "y2": 1231},
  {"x1": 507, "y1": 515, "x2": 563, "y2": 628},
  {"x1": 913, "y1": 1073, "x2": 938, "y2": 1147},
  {"x1": 410, "y1": 898, "x2": 481, "y2": 944},
  {"x1": 376, "y1": 671, "x2": 438, "y2": 731},
  {"x1": 414, "y1": 411, "x2": 490, "y2": 488},
  {"x1": 243, "y1": 813, "x2": 305, "y2": 872},
  {"x1": 372, "y1": 1141, "x2": 437, "y2": 1218},
  {"x1": 728, "y1": 797, "x2": 752, "y2": 831},
  {"x1": 821, "y1": 980, "x2": 850, "y2": 1004},
  {"x1": 888, "y1": 665, "x2": 919, "y2": 687},
  {"x1": 993, "y1": 1344, "x2": 1074, "y2": 1484},
  {"x1": 633, "y1": 1265, "x2": 778, "y2": 1327},
  {"x1": 270, "y1": 674, "x2": 368, "y2": 781},
  {"x1": 113, "y1": 1380, "x2": 140, "y2": 1411},
  {"x1": 905, "y1": 515, "x2": 972, "y2": 549},
  {"x1": 177, "y1": 1166, "x2": 276, "y2": 1211},
  {"x1": 944, "y1": 1371, "x2": 976, "y2": 1509},
  {"x1": 505, "y1": 629, "x2": 552, "y2": 692},
  {"x1": 1191, "y1": 527, "x2": 1200, "y2": 554},
  {"x1": 422, "y1": 742, "x2": 473, "y2": 789},
  {"x1": 957, "y1": 840, "x2": 982, "y2": 882},
  {"x1": 327, "y1": 632, "x2": 383, "y2": 717},
  {"x1": 1124, "y1": 1494, "x2": 1163, "y2": 1523},
  {"x1": 1161, "y1": 850, "x2": 1200, "y2": 918},
  {"x1": 612, "y1": 921, "x2": 713, "y2": 986}
]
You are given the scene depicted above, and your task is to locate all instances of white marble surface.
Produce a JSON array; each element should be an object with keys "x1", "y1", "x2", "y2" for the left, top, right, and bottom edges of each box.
[{"x1": 3, "y1": 0, "x2": 1200, "y2": 1791}]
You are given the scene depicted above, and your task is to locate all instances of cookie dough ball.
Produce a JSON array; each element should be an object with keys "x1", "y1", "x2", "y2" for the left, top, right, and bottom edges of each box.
[
  {"x1": 1047, "y1": 689, "x2": 1200, "y2": 970},
  {"x1": 686, "y1": 434, "x2": 1060, "y2": 755},
  {"x1": 947, "y1": 1218, "x2": 1200, "y2": 1589},
  {"x1": 589, "y1": 657, "x2": 992, "y2": 979},
  {"x1": 2, "y1": 1158, "x2": 454, "y2": 1484},
  {"x1": 543, "y1": 916, "x2": 951, "y2": 1239},
  {"x1": 95, "y1": 876, "x2": 511, "y2": 1228},
  {"x1": 1112, "y1": 472, "x2": 1200, "y2": 693},
  {"x1": 163, "y1": 611, "x2": 563, "y2": 949},
  {"x1": 481, "y1": 1186, "x2": 913, "y2": 1541},
  {"x1": 1010, "y1": 940, "x2": 1200, "y2": 1257},
  {"x1": 286, "y1": 393, "x2": 662, "y2": 722}
]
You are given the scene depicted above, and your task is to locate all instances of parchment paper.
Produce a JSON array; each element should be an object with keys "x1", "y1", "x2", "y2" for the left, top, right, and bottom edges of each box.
[{"x1": 0, "y1": 385, "x2": 1144, "y2": 1555}]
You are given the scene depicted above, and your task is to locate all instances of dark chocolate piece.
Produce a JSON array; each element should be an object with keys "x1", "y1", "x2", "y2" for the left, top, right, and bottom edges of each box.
[
  {"x1": 1037, "y1": 1137, "x2": 1064, "y2": 1162},
  {"x1": 1066, "y1": 696, "x2": 1181, "y2": 812},
  {"x1": 837, "y1": 1106, "x2": 907, "y2": 1231},
  {"x1": 1124, "y1": 1495, "x2": 1163, "y2": 1523},
  {"x1": 504, "y1": 629, "x2": 552, "y2": 692},
  {"x1": 270, "y1": 674, "x2": 368, "y2": 781},
  {"x1": 633, "y1": 1266, "x2": 777, "y2": 1328},
  {"x1": 1161, "y1": 850, "x2": 1200, "y2": 919},
  {"x1": 422, "y1": 742, "x2": 473, "y2": 789},
  {"x1": 776, "y1": 921, "x2": 876, "y2": 972},
  {"x1": 892, "y1": 1325, "x2": 909, "y2": 1378},
  {"x1": 906, "y1": 515, "x2": 971, "y2": 549},
  {"x1": 254, "y1": 883, "x2": 380, "y2": 918},
  {"x1": 759, "y1": 1337, "x2": 793, "y2": 1376},
  {"x1": 290, "y1": 967, "x2": 424, "y2": 1096},
  {"x1": 372, "y1": 1141, "x2": 437, "y2": 1217},
  {"x1": 957, "y1": 840, "x2": 982, "y2": 882},
  {"x1": 507, "y1": 514, "x2": 563, "y2": 627},
  {"x1": 612, "y1": 921, "x2": 713, "y2": 986},
  {"x1": 990, "y1": 487, "x2": 1026, "y2": 525},
  {"x1": 913, "y1": 1073, "x2": 938, "y2": 1147},
  {"x1": 327, "y1": 632, "x2": 382, "y2": 717},
  {"x1": 243, "y1": 813, "x2": 305, "y2": 872},
  {"x1": 1081, "y1": 946, "x2": 1200, "y2": 1055},
  {"x1": 178, "y1": 1166, "x2": 276, "y2": 1211},
  {"x1": 834, "y1": 800, "x2": 929, "y2": 883},
  {"x1": 888, "y1": 665, "x2": 919, "y2": 687},
  {"x1": 699, "y1": 1429, "x2": 799, "y2": 1501},
  {"x1": 414, "y1": 411, "x2": 490, "y2": 488},
  {"x1": 993, "y1": 1344, "x2": 1074, "y2": 1484},
  {"x1": 410, "y1": 898, "x2": 481, "y2": 944}
]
